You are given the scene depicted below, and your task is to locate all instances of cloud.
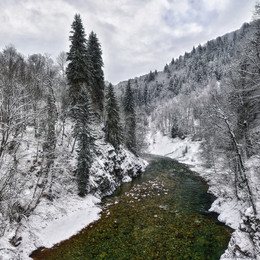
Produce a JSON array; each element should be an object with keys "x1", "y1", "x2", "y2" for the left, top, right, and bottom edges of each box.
[
  {"x1": 0, "y1": 0, "x2": 256, "y2": 83},
  {"x1": 202, "y1": 0, "x2": 231, "y2": 11}
]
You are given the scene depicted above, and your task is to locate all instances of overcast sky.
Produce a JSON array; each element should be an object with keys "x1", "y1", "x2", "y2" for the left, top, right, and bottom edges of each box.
[{"x1": 0, "y1": 0, "x2": 256, "y2": 84}]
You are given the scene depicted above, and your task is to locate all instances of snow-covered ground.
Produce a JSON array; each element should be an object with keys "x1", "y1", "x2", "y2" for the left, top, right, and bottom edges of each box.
[
  {"x1": 0, "y1": 194, "x2": 101, "y2": 260},
  {"x1": 1, "y1": 123, "x2": 258, "y2": 259},
  {"x1": 0, "y1": 150, "x2": 146, "y2": 260},
  {"x1": 148, "y1": 131, "x2": 201, "y2": 166},
  {"x1": 0, "y1": 122, "x2": 147, "y2": 260},
  {"x1": 148, "y1": 130, "x2": 260, "y2": 260}
]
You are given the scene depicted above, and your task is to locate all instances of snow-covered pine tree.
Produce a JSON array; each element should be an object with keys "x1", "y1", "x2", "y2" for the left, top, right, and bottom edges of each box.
[
  {"x1": 171, "y1": 116, "x2": 180, "y2": 139},
  {"x1": 147, "y1": 70, "x2": 155, "y2": 82},
  {"x1": 66, "y1": 14, "x2": 89, "y2": 106},
  {"x1": 143, "y1": 84, "x2": 148, "y2": 106},
  {"x1": 74, "y1": 87, "x2": 95, "y2": 197},
  {"x1": 123, "y1": 80, "x2": 137, "y2": 154},
  {"x1": 87, "y1": 31, "x2": 105, "y2": 114},
  {"x1": 66, "y1": 14, "x2": 96, "y2": 196},
  {"x1": 104, "y1": 83, "x2": 122, "y2": 150},
  {"x1": 45, "y1": 71, "x2": 58, "y2": 161}
]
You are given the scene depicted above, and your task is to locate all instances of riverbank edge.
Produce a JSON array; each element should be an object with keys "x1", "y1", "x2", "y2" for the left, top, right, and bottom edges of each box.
[
  {"x1": 148, "y1": 131, "x2": 260, "y2": 260},
  {"x1": 0, "y1": 145, "x2": 147, "y2": 260}
]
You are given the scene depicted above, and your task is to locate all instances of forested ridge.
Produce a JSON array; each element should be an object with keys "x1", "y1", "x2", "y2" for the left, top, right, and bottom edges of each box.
[
  {"x1": 117, "y1": 18, "x2": 260, "y2": 171},
  {"x1": 116, "y1": 16, "x2": 260, "y2": 259}
]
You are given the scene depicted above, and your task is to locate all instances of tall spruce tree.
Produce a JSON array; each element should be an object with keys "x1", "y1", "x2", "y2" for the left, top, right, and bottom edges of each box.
[
  {"x1": 104, "y1": 83, "x2": 122, "y2": 150},
  {"x1": 123, "y1": 80, "x2": 137, "y2": 154},
  {"x1": 87, "y1": 31, "x2": 105, "y2": 113},
  {"x1": 66, "y1": 14, "x2": 95, "y2": 196},
  {"x1": 74, "y1": 87, "x2": 95, "y2": 196},
  {"x1": 66, "y1": 14, "x2": 89, "y2": 106}
]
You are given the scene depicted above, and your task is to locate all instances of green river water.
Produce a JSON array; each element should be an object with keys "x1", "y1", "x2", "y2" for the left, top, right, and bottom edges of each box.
[{"x1": 31, "y1": 155, "x2": 232, "y2": 260}]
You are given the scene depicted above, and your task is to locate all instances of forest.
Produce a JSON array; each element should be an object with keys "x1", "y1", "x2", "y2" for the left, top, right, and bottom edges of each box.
[
  {"x1": 116, "y1": 8, "x2": 260, "y2": 259},
  {"x1": 0, "y1": 13, "x2": 146, "y2": 259},
  {"x1": 0, "y1": 4, "x2": 260, "y2": 260}
]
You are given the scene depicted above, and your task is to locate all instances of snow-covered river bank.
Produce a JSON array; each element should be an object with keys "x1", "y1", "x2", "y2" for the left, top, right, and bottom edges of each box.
[
  {"x1": 0, "y1": 144, "x2": 146, "y2": 260},
  {"x1": 1, "y1": 130, "x2": 257, "y2": 259},
  {"x1": 148, "y1": 131, "x2": 260, "y2": 259},
  {"x1": 32, "y1": 154, "x2": 231, "y2": 259}
]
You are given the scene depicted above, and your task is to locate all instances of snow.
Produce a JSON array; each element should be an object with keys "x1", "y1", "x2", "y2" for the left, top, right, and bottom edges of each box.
[
  {"x1": 209, "y1": 198, "x2": 241, "y2": 229},
  {"x1": 1, "y1": 116, "x2": 258, "y2": 259},
  {"x1": 0, "y1": 122, "x2": 147, "y2": 260},
  {"x1": 148, "y1": 131, "x2": 201, "y2": 167},
  {"x1": 122, "y1": 175, "x2": 132, "y2": 183},
  {"x1": 0, "y1": 194, "x2": 101, "y2": 260},
  {"x1": 147, "y1": 129, "x2": 260, "y2": 259},
  {"x1": 35, "y1": 195, "x2": 101, "y2": 248}
]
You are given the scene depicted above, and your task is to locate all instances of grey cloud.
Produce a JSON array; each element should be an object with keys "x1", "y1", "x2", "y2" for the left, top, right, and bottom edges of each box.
[{"x1": 0, "y1": 0, "x2": 256, "y2": 84}]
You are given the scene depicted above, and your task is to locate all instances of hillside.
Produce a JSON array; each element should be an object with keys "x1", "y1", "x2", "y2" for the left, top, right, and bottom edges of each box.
[
  {"x1": 0, "y1": 119, "x2": 146, "y2": 259},
  {"x1": 116, "y1": 20, "x2": 260, "y2": 259},
  {"x1": 0, "y1": 16, "x2": 147, "y2": 259},
  {"x1": 116, "y1": 21, "x2": 252, "y2": 107}
]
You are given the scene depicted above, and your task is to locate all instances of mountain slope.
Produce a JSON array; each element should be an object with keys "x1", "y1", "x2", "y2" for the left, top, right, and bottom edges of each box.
[{"x1": 116, "y1": 19, "x2": 260, "y2": 259}]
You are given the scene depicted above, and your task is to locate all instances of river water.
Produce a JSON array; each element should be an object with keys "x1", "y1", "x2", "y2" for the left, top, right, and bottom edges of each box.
[{"x1": 31, "y1": 155, "x2": 232, "y2": 259}]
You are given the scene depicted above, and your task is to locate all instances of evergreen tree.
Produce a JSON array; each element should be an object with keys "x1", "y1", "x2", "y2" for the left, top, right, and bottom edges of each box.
[
  {"x1": 74, "y1": 87, "x2": 95, "y2": 196},
  {"x1": 143, "y1": 84, "x2": 148, "y2": 106},
  {"x1": 104, "y1": 83, "x2": 122, "y2": 150},
  {"x1": 45, "y1": 74, "x2": 57, "y2": 157},
  {"x1": 191, "y1": 46, "x2": 196, "y2": 55},
  {"x1": 66, "y1": 14, "x2": 95, "y2": 196},
  {"x1": 168, "y1": 78, "x2": 174, "y2": 93},
  {"x1": 66, "y1": 14, "x2": 89, "y2": 106},
  {"x1": 171, "y1": 115, "x2": 183, "y2": 139},
  {"x1": 164, "y1": 64, "x2": 169, "y2": 73},
  {"x1": 123, "y1": 80, "x2": 137, "y2": 154},
  {"x1": 147, "y1": 70, "x2": 155, "y2": 82},
  {"x1": 87, "y1": 31, "x2": 105, "y2": 113}
]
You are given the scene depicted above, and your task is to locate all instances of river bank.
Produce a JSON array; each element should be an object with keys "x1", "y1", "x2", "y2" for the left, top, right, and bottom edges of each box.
[
  {"x1": 148, "y1": 131, "x2": 260, "y2": 259},
  {"x1": 0, "y1": 141, "x2": 147, "y2": 260},
  {"x1": 31, "y1": 155, "x2": 231, "y2": 259},
  {"x1": 1, "y1": 129, "x2": 257, "y2": 259}
]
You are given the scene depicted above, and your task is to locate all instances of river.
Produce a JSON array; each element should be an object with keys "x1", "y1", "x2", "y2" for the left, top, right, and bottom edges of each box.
[{"x1": 31, "y1": 155, "x2": 232, "y2": 259}]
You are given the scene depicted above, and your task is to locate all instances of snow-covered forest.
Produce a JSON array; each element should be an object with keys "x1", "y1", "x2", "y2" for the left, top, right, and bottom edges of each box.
[
  {"x1": 115, "y1": 11, "x2": 260, "y2": 260},
  {"x1": 0, "y1": 14, "x2": 146, "y2": 259},
  {"x1": 1, "y1": 3, "x2": 260, "y2": 260}
]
